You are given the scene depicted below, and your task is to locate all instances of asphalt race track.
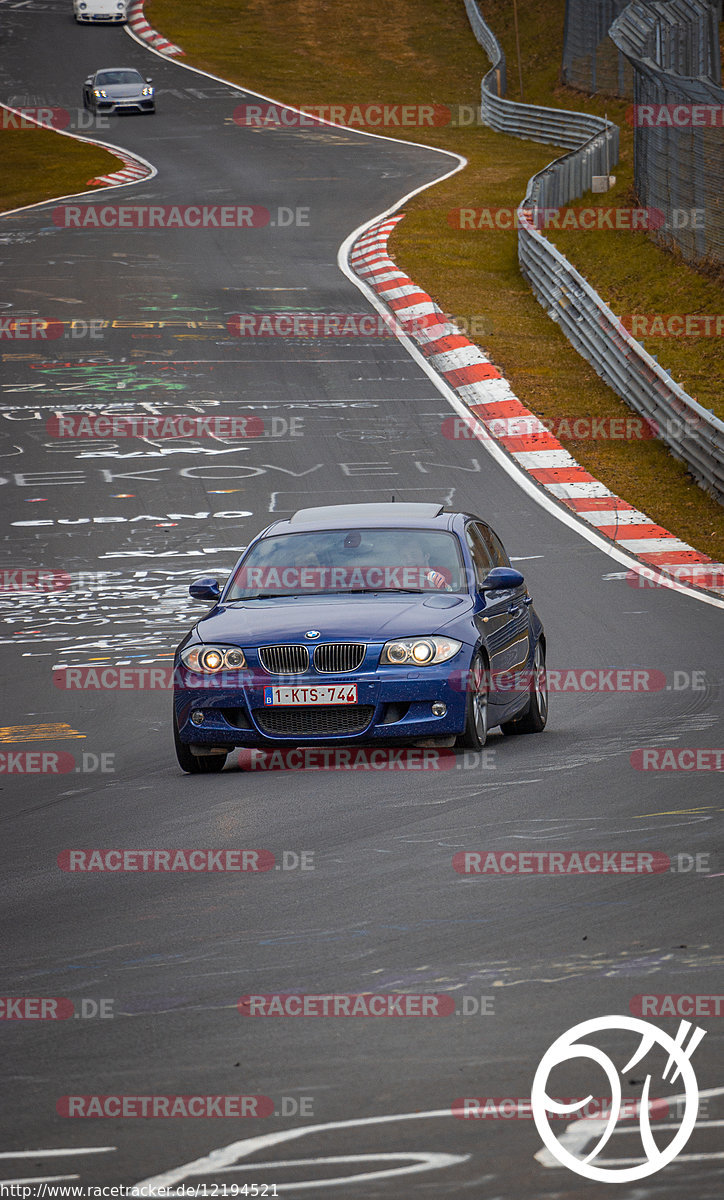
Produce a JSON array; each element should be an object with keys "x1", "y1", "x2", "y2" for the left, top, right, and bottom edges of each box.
[{"x1": 0, "y1": 5, "x2": 722, "y2": 1197}]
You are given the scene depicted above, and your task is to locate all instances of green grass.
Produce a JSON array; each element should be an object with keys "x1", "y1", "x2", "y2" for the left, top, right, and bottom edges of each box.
[
  {"x1": 146, "y1": 0, "x2": 724, "y2": 561},
  {"x1": 0, "y1": 125, "x2": 115, "y2": 214}
]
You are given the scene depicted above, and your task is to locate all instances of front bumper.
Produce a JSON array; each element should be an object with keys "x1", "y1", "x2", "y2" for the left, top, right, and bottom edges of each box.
[
  {"x1": 173, "y1": 661, "x2": 471, "y2": 748},
  {"x1": 92, "y1": 97, "x2": 154, "y2": 112}
]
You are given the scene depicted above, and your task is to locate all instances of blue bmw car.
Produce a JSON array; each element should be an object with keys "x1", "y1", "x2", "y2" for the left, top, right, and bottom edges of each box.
[{"x1": 173, "y1": 502, "x2": 547, "y2": 773}]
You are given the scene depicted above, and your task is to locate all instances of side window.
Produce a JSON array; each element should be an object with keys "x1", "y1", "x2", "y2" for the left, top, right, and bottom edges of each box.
[
  {"x1": 465, "y1": 523, "x2": 493, "y2": 587},
  {"x1": 475, "y1": 523, "x2": 511, "y2": 568}
]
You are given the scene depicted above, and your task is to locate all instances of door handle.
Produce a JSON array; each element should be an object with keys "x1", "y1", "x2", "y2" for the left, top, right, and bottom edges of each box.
[{"x1": 508, "y1": 604, "x2": 521, "y2": 616}]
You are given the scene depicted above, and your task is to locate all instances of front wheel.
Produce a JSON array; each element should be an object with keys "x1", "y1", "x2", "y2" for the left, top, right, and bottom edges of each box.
[
  {"x1": 173, "y1": 707, "x2": 228, "y2": 773},
  {"x1": 456, "y1": 653, "x2": 488, "y2": 749},
  {"x1": 501, "y1": 640, "x2": 548, "y2": 735}
]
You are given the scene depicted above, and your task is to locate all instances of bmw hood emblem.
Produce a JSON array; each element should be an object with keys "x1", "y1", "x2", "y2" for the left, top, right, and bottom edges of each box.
[{"x1": 305, "y1": 630, "x2": 321, "y2": 639}]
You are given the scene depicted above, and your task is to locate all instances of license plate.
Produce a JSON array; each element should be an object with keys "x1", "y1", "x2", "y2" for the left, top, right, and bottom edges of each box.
[{"x1": 263, "y1": 684, "x2": 358, "y2": 706}]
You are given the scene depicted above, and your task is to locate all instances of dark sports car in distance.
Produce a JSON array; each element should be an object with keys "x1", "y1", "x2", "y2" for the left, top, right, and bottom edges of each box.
[
  {"x1": 82, "y1": 68, "x2": 155, "y2": 113},
  {"x1": 173, "y1": 502, "x2": 547, "y2": 773}
]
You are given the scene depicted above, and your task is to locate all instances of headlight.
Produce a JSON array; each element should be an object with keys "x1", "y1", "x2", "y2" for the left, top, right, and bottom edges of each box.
[
  {"x1": 380, "y1": 637, "x2": 462, "y2": 666},
  {"x1": 180, "y1": 645, "x2": 247, "y2": 673},
  {"x1": 93, "y1": 89, "x2": 107, "y2": 98},
  {"x1": 141, "y1": 86, "x2": 153, "y2": 96}
]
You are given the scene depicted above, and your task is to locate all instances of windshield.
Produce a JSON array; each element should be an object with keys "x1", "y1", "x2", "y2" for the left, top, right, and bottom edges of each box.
[
  {"x1": 226, "y1": 529, "x2": 468, "y2": 599},
  {"x1": 97, "y1": 70, "x2": 143, "y2": 86}
]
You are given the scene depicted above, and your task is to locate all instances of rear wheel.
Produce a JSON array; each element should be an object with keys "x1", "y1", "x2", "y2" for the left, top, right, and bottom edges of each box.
[
  {"x1": 501, "y1": 640, "x2": 547, "y2": 735},
  {"x1": 173, "y1": 707, "x2": 228, "y2": 773},
  {"x1": 457, "y1": 653, "x2": 488, "y2": 750}
]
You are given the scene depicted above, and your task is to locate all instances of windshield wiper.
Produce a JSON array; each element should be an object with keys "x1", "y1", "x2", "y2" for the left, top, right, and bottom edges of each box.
[
  {"x1": 226, "y1": 587, "x2": 426, "y2": 601},
  {"x1": 226, "y1": 593, "x2": 308, "y2": 601}
]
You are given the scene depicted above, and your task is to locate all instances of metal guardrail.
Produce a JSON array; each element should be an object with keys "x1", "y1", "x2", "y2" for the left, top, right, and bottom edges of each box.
[
  {"x1": 615, "y1": 0, "x2": 721, "y2": 79},
  {"x1": 462, "y1": 0, "x2": 724, "y2": 503},
  {"x1": 519, "y1": 226, "x2": 724, "y2": 502},
  {"x1": 561, "y1": 1, "x2": 721, "y2": 100},
  {"x1": 609, "y1": 1, "x2": 724, "y2": 266}
]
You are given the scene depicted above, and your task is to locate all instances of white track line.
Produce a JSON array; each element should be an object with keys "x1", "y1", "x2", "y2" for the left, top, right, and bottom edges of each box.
[
  {"x1": 535, "y1": 1085, "x2": 724, "y2": 1168},
  {"x1": 0, "y1": 1176, "x2": 79, "y2": 1185},
  {"x1": 0, "y1": 1149, "x2": 115, "y2": 1158},
  {"x1": 132, "y1": 1108, "x2": 465, "y2": 1191}
]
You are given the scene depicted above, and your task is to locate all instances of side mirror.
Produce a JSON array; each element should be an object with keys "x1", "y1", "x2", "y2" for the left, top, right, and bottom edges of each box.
[
  {"x1": 84, "y1": 78, "x2": 93, "y2": 86},
  {"x1": 480, "y1": 566, "x2": 525, "y2": 591},
  {"x1": 189, "y1": 577, "x2": 221, "y2": 601},
  {"x1": 146, "y1": 78, "x2": 153, "y2": 84}
]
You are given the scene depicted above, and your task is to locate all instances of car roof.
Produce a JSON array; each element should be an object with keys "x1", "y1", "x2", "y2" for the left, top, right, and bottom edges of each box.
[
  {"x1": 262, "y1": 502, "x2": 464, "y2": 536},
  {"x1": 290, "y1": 502, "x2": 444, "y2": 524}
]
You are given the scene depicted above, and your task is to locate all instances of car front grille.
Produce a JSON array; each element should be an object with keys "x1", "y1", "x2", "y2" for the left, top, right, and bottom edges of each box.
[
  {"x1": 313, "y1": 643, "x2": 366, "y2": 673},
  {"x1": 253, "y1": 705, "x2": 374, "y2": 738},
  {"x1": 258, "y1": 644, "x2": 310, "y2": 674}
]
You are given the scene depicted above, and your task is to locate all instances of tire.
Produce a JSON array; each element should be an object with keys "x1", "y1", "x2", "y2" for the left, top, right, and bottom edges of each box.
[
  {"x1": 456, "y1": 652, "x2": 489, "y2": 750},
  {"x1": 501, "y1": 639, "x2": 548, "y2": 735},
  {"x1": 173, "y1": 707, "x2": 228, "y2": 774}
]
